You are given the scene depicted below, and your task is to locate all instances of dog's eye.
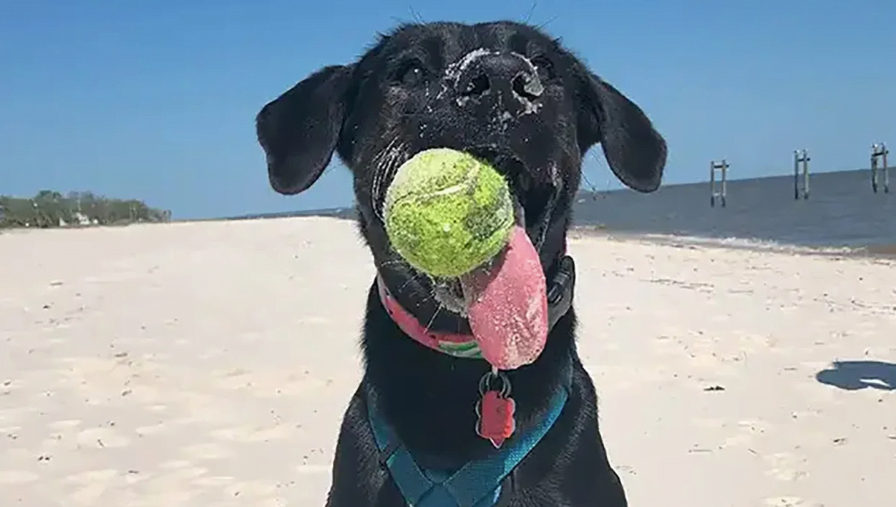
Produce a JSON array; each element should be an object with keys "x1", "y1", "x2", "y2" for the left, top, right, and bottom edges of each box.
[
  {"x1": 396, "y1": 62, "x2": 426, "y2": 86},
  {"x1": 531, "y1": 56, "x2": 555, "y2": 81}
]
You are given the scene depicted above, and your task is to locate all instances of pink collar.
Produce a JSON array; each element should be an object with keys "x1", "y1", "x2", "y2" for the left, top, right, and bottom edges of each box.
[
  {"x1": 377, "y1": 274, "x2": 485, "y2": 359},
  {"x1": 376, "y1": 240, "x2": 568, "y2": 360}
]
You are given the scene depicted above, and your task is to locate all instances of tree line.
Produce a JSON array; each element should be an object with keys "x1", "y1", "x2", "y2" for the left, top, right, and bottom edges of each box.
[{"x1": 0, "y1": 190, "x2": 171, "y2": 229}]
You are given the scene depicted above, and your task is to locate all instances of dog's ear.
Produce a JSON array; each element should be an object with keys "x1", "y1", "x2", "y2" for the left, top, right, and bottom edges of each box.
[
  {"x1": 256, "y1": 65, "x2": 354, "y2": 195},
  {"x1": 576, "y1": 71, "x2": 667, "y2": 193}
]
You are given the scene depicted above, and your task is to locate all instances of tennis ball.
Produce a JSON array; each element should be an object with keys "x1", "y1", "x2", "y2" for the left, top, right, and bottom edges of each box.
[{"x1": 384, "y1": 148, "x2": 514, "y2": 278}]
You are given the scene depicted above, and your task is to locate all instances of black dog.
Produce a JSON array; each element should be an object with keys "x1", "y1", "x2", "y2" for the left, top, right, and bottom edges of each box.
[{"x1": 256, "y1": 21, "x2": 666, "y2": 507}]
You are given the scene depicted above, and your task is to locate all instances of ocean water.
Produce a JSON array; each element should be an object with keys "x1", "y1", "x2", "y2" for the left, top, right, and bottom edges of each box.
[
  {"x1": 573, "y1": 169, "x2": 896, "y2": 256},
  {"x1": 238, "y1": 169, "x2": 896, "y2": 256}
]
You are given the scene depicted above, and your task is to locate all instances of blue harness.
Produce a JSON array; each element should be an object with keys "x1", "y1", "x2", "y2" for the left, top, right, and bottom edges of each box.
[{"x1": 365, "y1": 369, "x2": 572, "y2": 507}]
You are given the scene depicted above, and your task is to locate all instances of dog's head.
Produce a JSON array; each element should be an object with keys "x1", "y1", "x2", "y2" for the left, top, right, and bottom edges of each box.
[{"x1": 256, "y1": 21, "x2": 666, "y2": 332}]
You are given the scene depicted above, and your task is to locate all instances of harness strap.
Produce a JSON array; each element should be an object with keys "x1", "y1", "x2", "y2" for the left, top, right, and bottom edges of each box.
[{"x1": 366, "y1": 365, "x2": 573, "y2": 507}]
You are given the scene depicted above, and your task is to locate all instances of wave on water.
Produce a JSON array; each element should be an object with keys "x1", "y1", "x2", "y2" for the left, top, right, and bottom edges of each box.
[
  {"x1": 643, "y1": 233, "x2": 864, "y2": 256},
  {"x1": 571, "y1": 226, "x2": 878, "y2": 258}
]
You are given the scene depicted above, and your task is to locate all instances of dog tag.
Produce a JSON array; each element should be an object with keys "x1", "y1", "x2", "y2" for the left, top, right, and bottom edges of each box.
[{"x1": 476, "y1": 390, "x2": 516, "y2": 448}]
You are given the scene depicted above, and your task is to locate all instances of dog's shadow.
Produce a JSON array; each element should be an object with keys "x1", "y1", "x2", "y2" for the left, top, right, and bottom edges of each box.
[{"x1": 815, "y1": 360, "x2": 896, "y2": 391}]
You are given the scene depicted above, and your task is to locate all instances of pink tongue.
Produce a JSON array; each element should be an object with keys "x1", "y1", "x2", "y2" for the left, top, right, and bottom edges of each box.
[{"x1": 459, "y1": 226, "x2": 548, "y2": 370}]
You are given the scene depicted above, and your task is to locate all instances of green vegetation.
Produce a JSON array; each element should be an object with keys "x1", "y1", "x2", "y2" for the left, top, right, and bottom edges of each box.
[{"x1": 0, "y1": 190, "x2": 171, "y2": 229}]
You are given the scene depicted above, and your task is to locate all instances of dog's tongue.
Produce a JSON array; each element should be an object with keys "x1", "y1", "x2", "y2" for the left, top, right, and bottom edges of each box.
[{"x1": 460, "y1": 226, "x2": 548, "y2": 370}]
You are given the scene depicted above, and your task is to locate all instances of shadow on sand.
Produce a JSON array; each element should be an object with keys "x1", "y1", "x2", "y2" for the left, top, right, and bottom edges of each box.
[{"x1": 815, "y1": 360, "x2": 896, "y2": 391}]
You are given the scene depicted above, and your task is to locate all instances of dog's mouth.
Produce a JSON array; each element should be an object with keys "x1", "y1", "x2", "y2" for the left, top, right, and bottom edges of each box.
[
  {"x1": 464, "y1": 146, "x2": 560, "y2": 243},
  {"x1": 377, "y1": 145, "x2": 562, "y2": 370},
  {"x1": 422, "y1": 146, "x2": 561, "y2": 315}
]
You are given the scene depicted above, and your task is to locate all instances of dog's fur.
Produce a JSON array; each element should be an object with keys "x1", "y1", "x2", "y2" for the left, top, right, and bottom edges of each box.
[{"x1": 256, "y1": 21, "x2": 666, "y2": 506}]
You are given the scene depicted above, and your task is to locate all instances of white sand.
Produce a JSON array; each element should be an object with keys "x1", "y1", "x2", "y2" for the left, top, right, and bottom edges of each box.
[{"x1": 1, "y1": 217, "x2": 894, "y2": 507}]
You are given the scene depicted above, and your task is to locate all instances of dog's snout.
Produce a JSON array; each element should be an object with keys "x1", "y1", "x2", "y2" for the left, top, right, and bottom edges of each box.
[{"x1": 455, "y1": 52, "x2": 543, "y2": 104}]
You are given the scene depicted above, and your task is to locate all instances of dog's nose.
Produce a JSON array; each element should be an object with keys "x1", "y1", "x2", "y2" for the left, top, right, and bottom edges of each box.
[{"x1": 455, "y1": 51, "x2": 544, "y2": 104}]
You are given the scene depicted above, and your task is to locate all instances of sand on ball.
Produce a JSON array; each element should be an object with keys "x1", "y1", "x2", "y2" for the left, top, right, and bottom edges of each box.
[{"x1": 383, "y1": 148, "x2": 515, "y2": 278}]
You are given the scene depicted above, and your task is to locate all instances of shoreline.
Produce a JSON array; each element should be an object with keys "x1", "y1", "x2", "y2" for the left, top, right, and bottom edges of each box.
[
  {"x1": 568, "y1": 225, "x2": 896, "y2": 262},
  {"x1": 0, "y1": 214, "x2": 896, "y2": 262},
  {"x1": 8, "y1": 215, "x2": 894, "y2": 262}
]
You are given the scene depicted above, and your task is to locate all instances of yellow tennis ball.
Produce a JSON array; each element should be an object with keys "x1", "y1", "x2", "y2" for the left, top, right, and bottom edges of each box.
[{"x1": 384, "y1": 148, "x2": 514, "y2": 278}]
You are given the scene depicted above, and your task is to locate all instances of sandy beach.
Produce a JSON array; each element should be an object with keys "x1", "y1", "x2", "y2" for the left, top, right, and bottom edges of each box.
[{"x1": 1, "y1": 216, "x2": 894, "y2": 507}]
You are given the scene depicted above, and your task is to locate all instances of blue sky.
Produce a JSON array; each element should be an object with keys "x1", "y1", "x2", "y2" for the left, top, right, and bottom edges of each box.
[{"x1": 1, "y1": 0, "x2": 894, "y2": 219}]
